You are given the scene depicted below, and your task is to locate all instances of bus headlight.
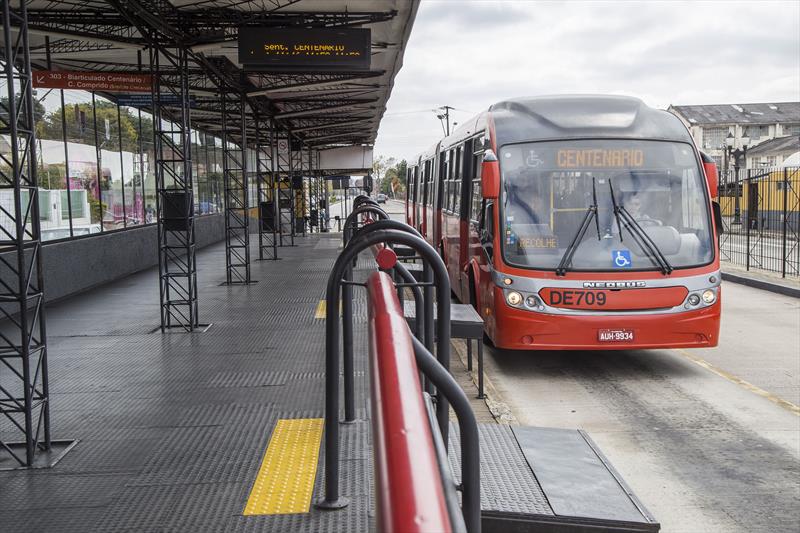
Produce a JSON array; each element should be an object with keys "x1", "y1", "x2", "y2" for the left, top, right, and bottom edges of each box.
[
  {"x1": 687, "y1": 294, "x2": 700, "y2": 306},
  {"x1": 525, "y1": 295, "x2": 538, "y2": 308},
  {"x1": 506, "y1": 291, "x2": 523, "y2": 306},
  {"x1": 702, "y1": 289, "x2": 716, "y2": 304}
]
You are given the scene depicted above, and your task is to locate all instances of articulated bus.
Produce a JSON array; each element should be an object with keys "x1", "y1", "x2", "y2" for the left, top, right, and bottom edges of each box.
[{"x1": 406, "y1": 95, "x2": 723, "y2": 350}]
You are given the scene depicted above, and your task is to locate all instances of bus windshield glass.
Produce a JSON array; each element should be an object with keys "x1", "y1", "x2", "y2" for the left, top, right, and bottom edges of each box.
[{"x1": 499, "y1": 139, "x2": 713, "y2": 272}]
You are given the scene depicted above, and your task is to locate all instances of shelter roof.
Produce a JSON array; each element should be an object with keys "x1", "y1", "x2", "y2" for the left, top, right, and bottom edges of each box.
[{"x1": 19, "y1": 0, "x2": 419, "y2": 149}]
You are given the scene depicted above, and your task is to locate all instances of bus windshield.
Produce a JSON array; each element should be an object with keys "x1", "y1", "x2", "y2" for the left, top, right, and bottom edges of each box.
[{"x1": 499, "y1": 139, "x2": 713, "y2": 272}]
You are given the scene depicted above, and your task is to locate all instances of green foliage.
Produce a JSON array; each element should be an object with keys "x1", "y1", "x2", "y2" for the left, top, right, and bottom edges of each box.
[
  {"x1": 375, "y1": 157, "x2": 408, "y2": 196},
  {"x1": 35, "y1": 101, "x2": 151, "y2": 153},
  {"x1": 0, "y1": 96, "x2": 46, "y2": 123}
]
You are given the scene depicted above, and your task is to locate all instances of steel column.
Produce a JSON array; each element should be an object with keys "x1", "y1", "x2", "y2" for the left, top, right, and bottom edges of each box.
[
  {"x1": 151, "y1": 45, "x2": 198, "y2": 331},
  {"x1": 0, "y1": 0, "x2": 51, "y2": 467},
  {"x1": 276, "y1": 130, "x2": 294, "y2": 246},
  {"x1": 221, "y1": 90, "x2": 251, "y2": 284},
  {"x1": 255, "y1": 115, "x2": 278, "y2": 260}
]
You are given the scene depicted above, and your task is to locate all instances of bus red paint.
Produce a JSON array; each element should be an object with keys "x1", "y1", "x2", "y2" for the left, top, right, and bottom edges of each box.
[{"x1": 406, "y1": 95, "x2": 722, "y2": 350}]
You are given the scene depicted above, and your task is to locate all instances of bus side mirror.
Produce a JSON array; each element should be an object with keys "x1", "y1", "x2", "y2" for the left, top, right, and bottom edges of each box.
[
  {"x1": 700, "y1": 152, "x2": 718, "y2": 198},
  {"x1": 481, "y1": 150, "x2": 500, "y2": 199}
]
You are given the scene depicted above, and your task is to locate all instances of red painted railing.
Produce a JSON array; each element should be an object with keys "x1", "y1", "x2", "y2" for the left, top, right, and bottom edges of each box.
[{"x1": 366, "y1": 270, "x2": 453, "y2": 533}]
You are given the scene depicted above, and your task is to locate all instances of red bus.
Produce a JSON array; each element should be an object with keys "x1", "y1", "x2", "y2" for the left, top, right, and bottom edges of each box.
[{"x1": 406, "y1": 95, "x2": 722, "y2": 350}]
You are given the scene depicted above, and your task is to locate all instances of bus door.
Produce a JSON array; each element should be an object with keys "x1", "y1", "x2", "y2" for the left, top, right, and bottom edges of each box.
[
  {"x1": 464, "y1": 136, "x2": 485, "y2": 301},
  {"x1": 434, "y1": 151, "x2": 446, "y2": 250},
  {"x1": 413, "y1": 166, "x2": 421, "y2": 230},
  {"x1": 405, "y1": 167, "x2": 413, "y2": 225}
]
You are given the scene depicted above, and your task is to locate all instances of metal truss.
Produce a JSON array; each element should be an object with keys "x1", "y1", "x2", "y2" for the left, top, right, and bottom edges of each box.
[
  {"x1": 0, "y1": 0, "x2": 51, "y2": 467},
  {"x1": 255, "y1": 116, "x2": 278, "y2": 260},
  {"x1": 221, "y1": 91, "x2": 252, "y2": 284},
  {"x1": 275, "y1": 130, "x2": 295, "y2": 246},
  {"x1": 151, "y1": 45, "x2": 199, "y2": 331},
  {"x1": 291, "y1": 141, "x2": 308, "y2": 237}
]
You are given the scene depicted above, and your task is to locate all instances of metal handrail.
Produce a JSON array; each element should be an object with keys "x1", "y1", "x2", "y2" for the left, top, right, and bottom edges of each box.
[
  {"x1": 342, "y1": 204, "x2": 389, "y2": 246},
  {"x1": 412, "y1": 335, "x2": 481, "y2": 533},
  {"x1": 351, "y1": 219, "x2": 433, "y2": 338},
  {"x1": 366, "y1": 271, "x2": 457, "y2": 533},
  {"x1": 320, "y1": 228, "x2": 451, "y2": 510}
]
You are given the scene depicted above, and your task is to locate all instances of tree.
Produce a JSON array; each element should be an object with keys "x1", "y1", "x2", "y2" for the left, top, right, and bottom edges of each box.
[
  {"x1": 0, "y1": 95, "x2": 46, "y2": 124},
  {"x1": 377, "y1": 158, "x2": 408, "y2": 197},
  {"x1": 35, "y1": 101, "x2": 149, "y2": 153}
]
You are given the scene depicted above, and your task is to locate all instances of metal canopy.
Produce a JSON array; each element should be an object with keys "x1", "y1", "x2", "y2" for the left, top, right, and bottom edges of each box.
[{"x1": 19, "y1": 0, "x2": 418, "y2": 150}]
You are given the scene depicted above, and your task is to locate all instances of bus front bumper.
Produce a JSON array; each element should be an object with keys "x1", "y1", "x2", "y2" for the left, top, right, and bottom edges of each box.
[{"x1": 490, "y1": 300, "x2": 721, "y2": 351}]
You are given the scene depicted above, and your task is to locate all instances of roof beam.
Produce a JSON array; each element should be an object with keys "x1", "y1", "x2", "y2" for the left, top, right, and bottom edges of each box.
[
  {"x1": 275, "y1": 103, "x2": 376, "y2": 119},
  {"x1": 246, "y1": 72, "x2": 385, "y2": 97},
  {"x1": 292, "y1": 119, "x2": 375, "y2": 133}
]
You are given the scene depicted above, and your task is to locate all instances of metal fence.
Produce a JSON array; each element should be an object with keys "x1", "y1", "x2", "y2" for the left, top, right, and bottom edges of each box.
[{"x1": 716, "y1": 166, "x2": 800, "y2": 277}]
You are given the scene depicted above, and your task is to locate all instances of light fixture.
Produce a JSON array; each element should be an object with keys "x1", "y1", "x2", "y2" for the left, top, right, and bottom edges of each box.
[{"x1": 506, "y1": 291, "x2": 522, "y2": 306}]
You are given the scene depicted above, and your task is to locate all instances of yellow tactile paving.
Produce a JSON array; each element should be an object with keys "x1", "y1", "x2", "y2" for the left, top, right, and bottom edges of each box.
[
  {"x1": 314, "y1": 300, "x2": 326, "y2": 319},
  {"x1": 314, "y1": 300, "x2": 341, "y2": 319},
  {"x1": 243, "y1": 418, "x2": 324, "y2": 515}
]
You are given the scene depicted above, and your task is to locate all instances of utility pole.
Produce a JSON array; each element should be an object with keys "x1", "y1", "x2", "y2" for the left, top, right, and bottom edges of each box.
[{"x1": 436, "y1": 105, "x2": 453, "y2": 136}]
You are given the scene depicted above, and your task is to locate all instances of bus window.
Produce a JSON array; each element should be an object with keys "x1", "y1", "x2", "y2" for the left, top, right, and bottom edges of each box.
[
  {"x1": 499, "y1": 139, "x2": 713, "y2": 272},
  {"x1": 453, "y1": 145, "x2": 463, "y2": 215},
  {"x1": 471, "y1": 135, "x2": 484, "y2": 223},
  {"x1": 425, "y1": 160, "x2": 433, "y2": 206}
]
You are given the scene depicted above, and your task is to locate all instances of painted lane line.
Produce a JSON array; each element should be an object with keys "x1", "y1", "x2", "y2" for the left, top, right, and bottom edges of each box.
[{"x1": 675, "y1": 348, "x2": 800, "y2": 416}]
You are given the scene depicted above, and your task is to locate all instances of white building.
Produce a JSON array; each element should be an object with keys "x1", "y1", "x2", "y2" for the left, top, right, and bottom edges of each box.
[{"x1": 668, "y1": 102, "x2": 800, "y2": 170}]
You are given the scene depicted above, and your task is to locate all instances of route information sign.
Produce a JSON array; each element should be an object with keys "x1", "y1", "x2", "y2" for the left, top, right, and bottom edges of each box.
[
  {"x1": 32, "y1": 71, "x2": 152, "y2": 92},
  {"x1": 238, "y1": 27, "x2": 370, "y2": 71}
]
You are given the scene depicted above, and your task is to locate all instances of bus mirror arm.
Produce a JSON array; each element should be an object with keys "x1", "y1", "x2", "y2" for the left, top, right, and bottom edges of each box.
[
  {"x1": 712, "y1": 201, "x2": 724, "y2": 235},
  {"x1": 481, "y1": 150, "x2": 500, "y2": 199}
]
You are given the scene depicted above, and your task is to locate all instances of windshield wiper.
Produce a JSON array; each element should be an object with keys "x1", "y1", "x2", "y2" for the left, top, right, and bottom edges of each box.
[
  {"x1": 608, "y1": 179, "x2": 673, "y2": 275},
  {"x1": 556, "y1": 178, "x2": 601, "y2": 276}
]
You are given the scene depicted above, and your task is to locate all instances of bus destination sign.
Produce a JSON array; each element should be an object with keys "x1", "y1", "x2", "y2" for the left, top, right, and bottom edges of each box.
[{"x1": 238, "y1": 27, "x2": 371, "y2": 71}]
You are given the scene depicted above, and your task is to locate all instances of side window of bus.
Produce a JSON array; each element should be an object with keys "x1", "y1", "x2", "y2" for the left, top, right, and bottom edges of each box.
[
  {"x1": 426, "y1": 160, "x2": 433, "y2": 206},
  {"x1": 453, "y1": 146, "x2": 463, "y2": 215},
  {"x1": 437, "y1": 152, "x2": 446, "y2": 209},
  {"x1": 471, "y1": 135, "x2": 485, "y2": 223}
]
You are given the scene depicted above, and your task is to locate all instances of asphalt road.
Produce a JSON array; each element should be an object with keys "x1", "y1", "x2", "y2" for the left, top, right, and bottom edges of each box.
[{"x1": 379, "y1": 198, "x2": 800, "y2": 533}]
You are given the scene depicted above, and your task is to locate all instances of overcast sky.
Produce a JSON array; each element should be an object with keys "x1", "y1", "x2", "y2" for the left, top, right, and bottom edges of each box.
[{"x1": 373, "y1": 0, "x2": 800, "y2": 161}]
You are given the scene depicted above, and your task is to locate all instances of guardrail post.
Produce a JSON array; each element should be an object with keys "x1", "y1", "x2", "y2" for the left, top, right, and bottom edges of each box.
[
  {"x1": 782, "y1": 167, "x2": 788, "y2": 278},
  {"x1": 342, "y1": 261, "x2": 356, "y2": 423},
  {"x1": 746, "y1": 169, "x2": 751, "y2": 271}
]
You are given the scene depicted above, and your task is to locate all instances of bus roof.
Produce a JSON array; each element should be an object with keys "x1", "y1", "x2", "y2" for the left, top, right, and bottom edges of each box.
[{"x1": 488, "y1": 95, "x2": 693, "y2": 147}]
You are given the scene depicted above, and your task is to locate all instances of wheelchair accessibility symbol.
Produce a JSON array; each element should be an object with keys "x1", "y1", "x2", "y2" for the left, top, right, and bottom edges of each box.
[{"x1": 612, "y1": 250, "x2": 632, "y2": 268}]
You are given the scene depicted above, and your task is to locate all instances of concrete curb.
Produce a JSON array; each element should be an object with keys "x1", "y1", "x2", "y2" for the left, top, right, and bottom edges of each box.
[{"x1": 721, "y1": 272, "x2": 800, "y2": 299}]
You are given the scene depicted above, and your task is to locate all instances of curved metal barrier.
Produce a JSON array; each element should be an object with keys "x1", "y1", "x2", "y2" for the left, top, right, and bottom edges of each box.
[
  {"x1": 366, "y1": 271, "x2": 459, "y2": 533},
  {"x1": 320, "y1": 228, "x2": 451, "y2": 509},
  {"x1": 342, "y1": 204, "x2": 389, "y2": 246}
]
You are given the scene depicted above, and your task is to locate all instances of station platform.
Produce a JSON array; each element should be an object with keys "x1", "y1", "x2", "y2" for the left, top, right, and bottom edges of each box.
[
  {"x1": 0, "y1": 230, "x2": 660, "y2": 532},
  {"x1": 0, "y1": 235, "x2": 374, "y2": 532}
]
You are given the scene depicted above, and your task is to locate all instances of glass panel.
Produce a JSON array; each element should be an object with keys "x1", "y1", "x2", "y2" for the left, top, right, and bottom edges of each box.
[
  {"x1": 33, "y1": 87, "x2": 70, "y2": 240},
  {"x1": 121, "y1": 105, "x2": 144, "y2": 226},
  {"x1": 62, "y1": 89, "x2": 99, "y2": 234},
  {"x1": 139, "y1": 109, "x2": 156, "y2": 223},
  {"x1": 500, "y1": 139, "x2": 713, "y2": 271}
]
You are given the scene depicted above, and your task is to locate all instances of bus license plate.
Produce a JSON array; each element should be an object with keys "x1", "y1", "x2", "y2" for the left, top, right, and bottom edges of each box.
[{"x1": 598, "y1": 329, "x2": 634, "y2": 342}]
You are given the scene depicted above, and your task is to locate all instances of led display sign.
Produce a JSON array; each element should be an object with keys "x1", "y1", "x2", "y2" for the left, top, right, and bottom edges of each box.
[{"x1": 238, "y1": 27, "x2": 371, "y2": 71}]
